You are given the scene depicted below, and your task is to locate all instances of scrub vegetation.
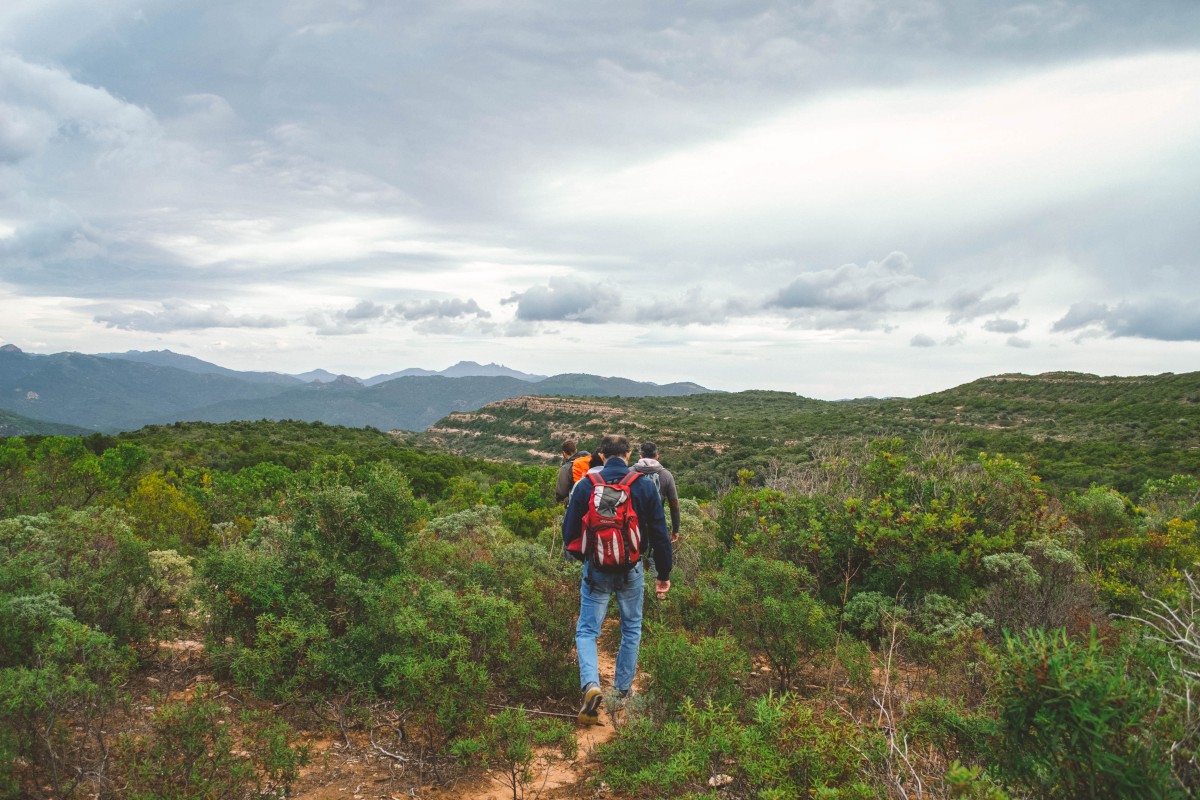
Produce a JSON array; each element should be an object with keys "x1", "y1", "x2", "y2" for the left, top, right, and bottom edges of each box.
[{"x1": 1, "y1": 412, "x2": 1198, "y2": 798}]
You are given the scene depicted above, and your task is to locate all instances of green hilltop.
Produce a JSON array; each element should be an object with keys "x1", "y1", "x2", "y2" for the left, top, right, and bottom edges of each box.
[{"x1": 423, "y1": 371, "x2": 1200, "y2": 495}]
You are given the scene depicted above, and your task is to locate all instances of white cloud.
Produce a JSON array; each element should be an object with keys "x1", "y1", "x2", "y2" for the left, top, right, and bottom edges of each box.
[
  {"x1": 539, "y1": 53, "x2": 1200, "y2": 258},
  {"x1": 96, "y1": 300, "x2": 285, "y2": 332}
]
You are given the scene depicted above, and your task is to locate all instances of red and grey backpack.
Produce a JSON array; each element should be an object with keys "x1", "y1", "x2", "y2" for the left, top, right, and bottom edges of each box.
[{"x1": 568, "y1": 472, "x2": 643, "y2": 573}]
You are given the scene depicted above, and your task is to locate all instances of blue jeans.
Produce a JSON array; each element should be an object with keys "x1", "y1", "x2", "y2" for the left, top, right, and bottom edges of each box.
[{"x1": 575, "y1": 561, "x2": 645, "y2": 693}]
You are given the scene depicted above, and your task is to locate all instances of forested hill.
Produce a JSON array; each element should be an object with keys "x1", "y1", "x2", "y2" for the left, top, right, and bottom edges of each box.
[
  {"x1": 425, "y1": 371, "x2": 1200, "y2": 495},
  {"x1": 0, "y1": 407, "x2": 92, "y2": 437}
]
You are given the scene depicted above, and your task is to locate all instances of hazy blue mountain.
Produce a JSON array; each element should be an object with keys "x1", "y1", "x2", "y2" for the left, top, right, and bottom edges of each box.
[
  {"x1": 440, "y1": 361, "x2": 547, "y2": 381},
  {"x1": 292, "y1": 368, "x2": 342, "y2": 383},
  {"x1": 95, "y1": 349, "x2": 303, "y2": 386},
  {"x1": 156, "y1": 370, "x2": 715, "y2": 431},
  {"x1": 0, "y1": 347, "x2": 295, "y2": 433},
  {"x1": 0, "y1": 344, "x2": 715, "y2": 435},
  {"x1": 362, "y1": 362, "x2": 545, "y2": 386},
  {"x1": 362, "y1": 367, "x2": 439, "y2": 386},
  {"x1": 534, "y1": 373, "x2": 711, "y2": 397},
  {"x1": 171, "y1": 375, "x2": 532, "y2": 430}
]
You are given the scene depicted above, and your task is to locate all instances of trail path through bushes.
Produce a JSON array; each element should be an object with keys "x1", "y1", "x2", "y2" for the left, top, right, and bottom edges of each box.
[
  {"x1": 289, "y1": 624, "x2": 628, "y2": 800},
  {"x1": 420, "y1": 645, "x2": 624, "y2": 800}
]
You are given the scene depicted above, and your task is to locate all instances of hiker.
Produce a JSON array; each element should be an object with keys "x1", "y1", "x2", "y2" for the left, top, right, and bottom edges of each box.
[
  {"x1": 562, "y1": 434, "x2": 672, "y2": 725},
  {"x1": 633, "y1": 441, "x2": 681, "y2": 544},
  {"x1": 554, "y1": 439, "x2": 591, "y2": 504}
]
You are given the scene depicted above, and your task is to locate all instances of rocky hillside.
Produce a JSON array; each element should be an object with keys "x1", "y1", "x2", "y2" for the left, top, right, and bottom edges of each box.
[{"x1": 424, "y1": 371, "x2": 1200, "y2": 495}]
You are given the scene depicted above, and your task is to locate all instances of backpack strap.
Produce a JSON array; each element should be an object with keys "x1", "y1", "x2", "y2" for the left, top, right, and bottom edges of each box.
[
  {"x1": 617, "y1": 472, "x2": 641, "y2": 489},
  {"x1": 587, "y1": 472, "x2": 604, "y2": 487}
]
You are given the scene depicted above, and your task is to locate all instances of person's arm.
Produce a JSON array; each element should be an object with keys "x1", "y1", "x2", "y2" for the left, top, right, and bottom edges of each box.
[
  {"x1": 554, "y1": 461, "x2": 572, "y2": 504},
  {"x1": 635, "y1": 479, "x2": 671, "y2": 582},
  {"x1": 561, "y1": 477, "x2": 587, "y2": 556},
  {"x1": 661, "y1": 470, "x2": 681, "y2": 536}
]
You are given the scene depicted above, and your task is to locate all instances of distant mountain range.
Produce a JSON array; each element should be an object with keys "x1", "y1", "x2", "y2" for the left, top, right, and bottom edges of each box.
[
  {"x1": 96, "y1": 350, "x2": 549, "y2": 386},
  {"x1": 0, "y1": 345, "x2": 713, "y2": 435}
]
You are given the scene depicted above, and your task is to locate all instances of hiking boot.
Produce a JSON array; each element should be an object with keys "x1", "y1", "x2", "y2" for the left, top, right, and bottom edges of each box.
[{"x1": 578, "y1": 682, "x2": 602, "y2": 725}]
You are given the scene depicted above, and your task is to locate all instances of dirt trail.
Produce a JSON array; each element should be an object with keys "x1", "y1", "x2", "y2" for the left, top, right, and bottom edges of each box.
[
  {"x1": 451, "y1": 628, "x2": 628, "y2": 800},
  {"x1": 289, "y1": 620, "x2": 631, "y2": 800}
]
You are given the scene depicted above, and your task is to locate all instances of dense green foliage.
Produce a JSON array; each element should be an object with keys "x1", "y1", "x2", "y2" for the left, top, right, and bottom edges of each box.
[{"x1": 0, "y1": 418, "x2": 1197, "y2": 798}]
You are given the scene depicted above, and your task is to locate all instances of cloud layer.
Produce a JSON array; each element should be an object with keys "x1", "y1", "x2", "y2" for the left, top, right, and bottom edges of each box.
[{"x1": 1, "y1": 2, "x2": 1198, "y2": 397}]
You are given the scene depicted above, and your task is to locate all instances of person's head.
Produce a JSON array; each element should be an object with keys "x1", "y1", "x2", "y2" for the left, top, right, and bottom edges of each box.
[
  {"x1": 599, "y1": 434, "x2": 631, "y2": 460},
  {"x1": 589, "y1": 451, "x2": 605, "y2": 469},
  {"x1": 640, "y1": 441, "x2": 658, "y2": 459},
  {"x1": 561, "y1": 439, "x2": 577, "y2": 458}
]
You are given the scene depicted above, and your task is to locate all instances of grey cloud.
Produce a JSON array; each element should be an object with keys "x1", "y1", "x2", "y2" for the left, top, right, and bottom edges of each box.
[
  {"x1": 1051, "y1": 299, "x2": 1200, "y2": 341},
  {"x1": 0, "y1": 203, "x2": 253, "y2": 301},
  {"x1": 502, "y1": 278, "x2": 619, "y2": 323},
  {"x1": 1007, "y1": 336, "x2": 1033, "y2": 348},
  {"x1": 771, "y1": 252, "x2": 916, "y2": 312},
  {"x1": 0, "y1": 51, "x2": 159, "y2": 165},
  {"x1": 945, "y1": 289, "x2": 1019, "y2": 323},
  {"x1": 767, "y1": 252, "x2": 919, "y2": 330},
  {"x1": 96, "y1": 300, "x2": 285, "y2": 332},
  {"x1": 343, "y1": 300, "x2": 389, "y2": 321},
  {"x1": 0, "y1": 202, "x2": 98, "y2": 259},
  {"x1": 983, "y1": 318, "x2": 1026, "y2": 333},
  {"x1": 910, "y1": 334, "x2": 937, "y2": 347},
  {"x1": 396, "y1": 298, "x2": 490, "y2": 321},
  {"x1": 308, "y1": 296, "x2": 490, "y2": 335},
  {"x1": 645, "y1": 288, "x2": 761, "y2": 327},
  {"x1": 1050, "y1": 301, "x2": 1109, "y2": 332}
]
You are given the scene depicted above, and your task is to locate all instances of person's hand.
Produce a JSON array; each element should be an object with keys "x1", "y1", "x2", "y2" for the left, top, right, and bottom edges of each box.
[
  {"x1": 655, "y1": 579, "x2": 671, "y2": 600},
  {"x1": 670, "y1": 531, "x2": 680, "y2": 544}
]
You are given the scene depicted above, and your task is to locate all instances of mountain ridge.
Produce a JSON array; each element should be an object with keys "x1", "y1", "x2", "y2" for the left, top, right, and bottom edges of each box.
[{"x1": 0, "y1": 345, "x2": 715, "y2": 434}]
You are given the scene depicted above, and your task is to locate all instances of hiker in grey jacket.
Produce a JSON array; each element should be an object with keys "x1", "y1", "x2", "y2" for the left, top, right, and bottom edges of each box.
[
  {"x1": 633, "y1": 441, "x2": 681, "y2": 542},
  {"x1": 555, "y1": 439, "x2": 590, "y2": 504}
]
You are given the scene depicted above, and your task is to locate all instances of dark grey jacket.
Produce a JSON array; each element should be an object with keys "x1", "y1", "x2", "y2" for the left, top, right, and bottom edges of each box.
[
  {"x1": 555, "y1": 452, "x2": 589, "y2": 503},
  {"x1": 633, "y1": 458, "x2": 680, "y2": 534}
]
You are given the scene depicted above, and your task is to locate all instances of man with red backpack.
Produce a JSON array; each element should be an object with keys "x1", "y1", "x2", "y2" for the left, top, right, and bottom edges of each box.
[{"x1": 562, "y1": 434, "x2": 672, "y2": 725}]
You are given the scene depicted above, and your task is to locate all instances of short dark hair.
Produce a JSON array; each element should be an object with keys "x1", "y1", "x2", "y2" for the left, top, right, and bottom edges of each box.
[
  {"x1": 561, "y1": 439, "x2": 577, "y2": 457},
  {"x1": 640, "y1": 441, "x2": 658, "y2": 458},
  {"x1": 599, "y1": 434, "x2": 630, "y2": 458}
]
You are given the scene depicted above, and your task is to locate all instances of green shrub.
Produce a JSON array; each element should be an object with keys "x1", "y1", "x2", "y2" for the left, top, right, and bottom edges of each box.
[
  {"x1": 0, "y1": 509, "x2": 157, "y2": 644},
  {"x1": 0, "y1": 614, "x2": 134, "y2": 798},
  {"x1": 981, "y1": 539, "x2": 1098, "y2": 635},
  {"x1": 841, "y1": 591, "x2": 906, "y2": 646},
  {"x1": 595, "y1": 696, "x2": 878, "y2": 798},
  {"x1": 714, "y1": 550, "x2": 835, "y2": 692},
  {"x1": 901, "y1": 696, "x2": 994, "y2": 766},
  {"x1": 993, "y1": 627, "x2": 1181, "y2": 799},
  {"x1": 374, "y1": 576, "x2": 553, "y2": 747},
  {"x1": 120, "y1": 684, "x2": 307, "y2": 800},
  {"x1": 451, "y1": 707, "x2": 576, "y2": 800},
  {"x1": 639, "y1": 626, "x2": 749, "y2": 717}
]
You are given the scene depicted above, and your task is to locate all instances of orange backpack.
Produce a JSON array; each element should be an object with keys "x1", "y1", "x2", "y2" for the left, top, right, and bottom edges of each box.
[{"x1": 571, "y1": 453, "x2": 591, "y2": 484}]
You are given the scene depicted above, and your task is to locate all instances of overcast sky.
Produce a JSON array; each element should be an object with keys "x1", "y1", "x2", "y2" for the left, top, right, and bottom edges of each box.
[{"x1": 2, "y1": 1, "x2": 1198, "y2": 398}]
